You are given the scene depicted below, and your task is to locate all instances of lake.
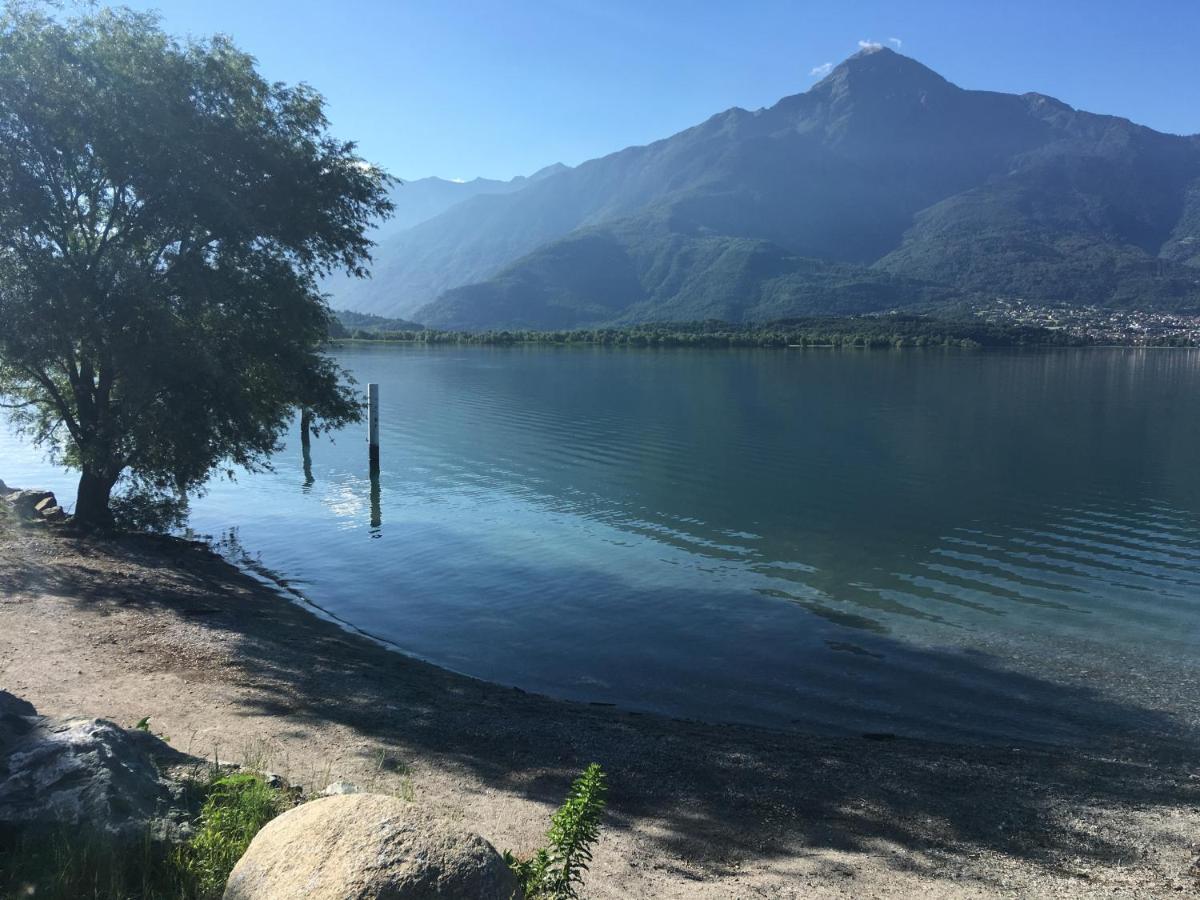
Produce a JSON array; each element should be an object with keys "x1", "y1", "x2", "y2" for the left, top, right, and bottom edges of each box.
[{"x1": 4, "y1": 346, "x2": 1199, "y2": 747}]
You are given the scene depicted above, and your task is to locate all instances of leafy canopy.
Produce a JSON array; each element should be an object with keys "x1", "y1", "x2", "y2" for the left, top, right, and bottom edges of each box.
[{"x1": 0, "y1": 2, "x2": 392, "y2": 525}]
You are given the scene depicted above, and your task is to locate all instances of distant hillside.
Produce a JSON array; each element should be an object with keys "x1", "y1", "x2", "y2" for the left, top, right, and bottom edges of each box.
[
  {"x1": 326, "y1": 163, "x2": 570, "y2": 310},
  {"x1": 424, "y1": 217, "x2": 955, "y2": 330},
  {"x1": 329, "y1": 309, "x2": 424, "y2": 336},
  {"x1": 378, "y1": 164, "x2": 571, "y2": 238},
  {"x1": 332, "y1": 48, "x2": 1200, "y2": 329}
]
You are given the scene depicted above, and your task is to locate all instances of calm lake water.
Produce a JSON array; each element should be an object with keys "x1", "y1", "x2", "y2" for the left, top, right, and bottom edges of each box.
[{"x1": 4, "y1": 346, "x2": 1199, "y2": 746}]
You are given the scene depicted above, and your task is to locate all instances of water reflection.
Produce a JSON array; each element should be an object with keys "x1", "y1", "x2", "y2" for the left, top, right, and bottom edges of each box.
[
  {"x1": 299, "y1": 410, "x2": 315, "y2": 490},
  {"x1": 3, "y1": 346, "x2": 1199, "y2": 740},
  {"x1": 369, "y1": 471, "x2": 382, "y2": 535},
  {"x1": 301, "y1": 439, "x2": 314, "y2": 491}
]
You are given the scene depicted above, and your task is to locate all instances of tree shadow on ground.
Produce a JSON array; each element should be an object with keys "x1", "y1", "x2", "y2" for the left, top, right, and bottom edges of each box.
[{"x1": 5, "y1": 524, "x2": 1198, "y2": 890}]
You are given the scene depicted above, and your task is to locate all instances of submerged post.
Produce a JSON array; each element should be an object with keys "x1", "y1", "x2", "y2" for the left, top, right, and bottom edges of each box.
[
  {"x1": 367, "y1": 383, "x2": 380, "y2": 475},
  {"x1": 300, "y1": 408, "x2": 314, "y2": 488}
]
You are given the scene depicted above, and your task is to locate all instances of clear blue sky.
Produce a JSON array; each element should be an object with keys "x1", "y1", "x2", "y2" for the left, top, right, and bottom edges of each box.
[{"x1": 119, "y1": 0, "x2": 1200, "y2": 181}]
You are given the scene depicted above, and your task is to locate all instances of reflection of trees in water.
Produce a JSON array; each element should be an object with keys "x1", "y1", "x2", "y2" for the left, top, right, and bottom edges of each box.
[
  {"x1": 300, "y1": 409, "x2": 315, "y2": 489},
  {"x1": 405, "y1": 347, "x2": 1200, "y2": 635},
  {"x1": 205, "y1": 527, "x2": 310, "y2": 605}
]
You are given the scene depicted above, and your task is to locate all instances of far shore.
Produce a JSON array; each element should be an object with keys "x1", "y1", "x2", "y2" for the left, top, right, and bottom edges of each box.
[
  {"x1": 332, "y1": 336, "x2": 1200, "y2": 350},
  {"x1": 2, "y1": 505, "x2": 1197, "y2": 898}
]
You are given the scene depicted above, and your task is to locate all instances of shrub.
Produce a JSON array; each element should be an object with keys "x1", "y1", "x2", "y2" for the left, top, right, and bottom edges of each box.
[{"x1": 506, "y1": 763, "x2": 608, "y2": 900}]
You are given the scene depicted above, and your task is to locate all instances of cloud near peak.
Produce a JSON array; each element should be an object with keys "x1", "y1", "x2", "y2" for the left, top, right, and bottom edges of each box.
[
  {"x1": 810, "y1": 62, "x2": 834, "y2": 78},
  {"x1": 888, "y1": 37, "x2": 902, "y2": 48},
  {"x1": 858, "y1": 39, "x2": 883, "y2": 51}
]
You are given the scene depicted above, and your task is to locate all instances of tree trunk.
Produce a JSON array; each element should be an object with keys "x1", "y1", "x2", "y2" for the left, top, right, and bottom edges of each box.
[{"x1": 74, "y1": 468, "x2": 117, "y2": 529}]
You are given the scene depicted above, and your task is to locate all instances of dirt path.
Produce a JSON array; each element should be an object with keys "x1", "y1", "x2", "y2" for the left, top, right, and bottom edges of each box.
[{"x1": 1, "y1": 511, "x2": 1196, "y2": 898}]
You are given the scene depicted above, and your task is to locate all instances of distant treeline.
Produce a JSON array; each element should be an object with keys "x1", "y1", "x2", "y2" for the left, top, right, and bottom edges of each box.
[
  {"x1": 331, "y1": 316, "x2": 1094, "y2": 349},
  {"x1": 329, "y1": 309, "x2": 422, "y2": 335}
]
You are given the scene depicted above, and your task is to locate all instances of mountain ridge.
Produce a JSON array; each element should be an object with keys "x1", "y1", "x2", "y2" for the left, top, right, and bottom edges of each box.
[{"x1": 333, "y1": 48, "x2": 1200, "y2": 328}]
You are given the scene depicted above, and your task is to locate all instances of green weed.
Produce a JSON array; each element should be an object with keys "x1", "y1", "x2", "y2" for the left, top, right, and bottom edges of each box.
[
  {"x1": 177, "y1": 772, "x2": 283, "y2": 895},
  {"x1": 506, "y1": 763, "x2": 608, "y2": 900}
]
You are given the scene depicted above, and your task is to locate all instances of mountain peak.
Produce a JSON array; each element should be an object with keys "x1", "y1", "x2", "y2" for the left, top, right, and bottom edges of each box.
[
  {"x1": 828, "y1": 46, "x2": 951, "y2": 91},
  {"x1": 529, "y1": 162, "x2": 571, "y2": 181},
  {"x1": 849, "y1": 43, "x2": 895, "y2": 59},
  {"x1": 340, "y1": 48, "x2": 1200, "y2": 327}
]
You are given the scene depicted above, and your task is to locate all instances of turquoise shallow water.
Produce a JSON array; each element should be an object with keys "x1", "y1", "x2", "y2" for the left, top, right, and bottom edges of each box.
[{"x1": 4, "y1": 346, "x2": 1199, "y2": 745}]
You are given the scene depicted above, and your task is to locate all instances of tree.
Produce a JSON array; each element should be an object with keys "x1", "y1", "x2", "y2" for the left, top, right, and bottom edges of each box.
[{"x1": 0, "y1": 3, "x2": 392, "y2": 527}]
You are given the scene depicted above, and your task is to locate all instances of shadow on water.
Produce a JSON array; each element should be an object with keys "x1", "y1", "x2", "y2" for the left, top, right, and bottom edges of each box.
[{"x1": 8, "y1": 532, "x2": 1197, "y2": 884}]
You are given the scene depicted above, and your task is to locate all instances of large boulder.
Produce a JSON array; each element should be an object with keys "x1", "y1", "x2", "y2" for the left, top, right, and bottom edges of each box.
[
  {"x1": 0, "y1": 692, "x2": 187, "y2": 841},
  {"x1": 223, "y1": 793, "x2": 521, "y2": 900},
  {"x1": 5, "y1": 489, "x2": 56, "y2": 519},
  {"x1": 0, "y1": 691, "x2": 38, "y2": 749}
]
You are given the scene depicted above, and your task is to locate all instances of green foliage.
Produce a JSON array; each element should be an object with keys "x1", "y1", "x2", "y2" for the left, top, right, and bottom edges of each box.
[
  {"x1": 506, "y1": 763, "x2": 608, "y2": 900},
  {"x1": 179, "y1": 773, "x2": 282, "y2": 896},
  {"x1": 336, "y1": 315, "x2": 1089, "y2": 350},
  {"x1": 108, "y1": 482, "x2": 191, "y2": 533},
  {"x1": 331, "y1": 309, "x2": 425, "y2": 336},
  {"x1": 414, "y1": 223, "x2": 957, "y2": 331},
  {"x1": 0, "y1": 2, "x2": 391, "y2": 527},
  {"x1": 0, "y1": 772, "x2": 284, "y2": 900},
  {"x1": 0, "y1": 827, "x2": 194, "y2": 900}
]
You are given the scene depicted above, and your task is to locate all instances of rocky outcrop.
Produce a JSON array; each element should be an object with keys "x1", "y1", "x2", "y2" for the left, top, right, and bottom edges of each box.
[
  {"x1": 3, "y1": 487, "x2": 67, "y2": 522},
  {"x1": 223, "y1": 793, "x2": 521, "y2": 900},
  {"x1": 0, "y1": 692, "x2": 187, "y2": 841}
]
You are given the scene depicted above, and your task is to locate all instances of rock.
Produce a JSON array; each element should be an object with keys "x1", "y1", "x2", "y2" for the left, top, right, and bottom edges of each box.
[
  {"x1": 0, "y1": 691, "x2": 38, "y2": 752},
  {"x1": 0, "y1": 477, "x2": 12, "y2": 496},
  {"x1": 6, "y1": 489, "x2": 56, "y2": 519},
  {"x1": 39, "y1": 505, "x2": 67, "y2": 522},
  {"x1": 0, "y1": 704, "x2": 187, "y2": 842},
  {"x1": 33, "y1": 495, "x2": 56, "y2": 514},
  {"x1": 322, "y1": 780, "x2": 360, "y2": 796},
  {"x1": 0, "y1": 691, "x2": 37, "y2": 719},
  {"x1": 223, "y1": 794, "x2": 521, "y2": 900}
]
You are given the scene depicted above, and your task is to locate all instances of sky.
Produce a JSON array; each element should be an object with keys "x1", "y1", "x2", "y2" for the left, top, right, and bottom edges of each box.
[{"x1": 115, "y1": 0, "x2": 1200, "y2": 182}]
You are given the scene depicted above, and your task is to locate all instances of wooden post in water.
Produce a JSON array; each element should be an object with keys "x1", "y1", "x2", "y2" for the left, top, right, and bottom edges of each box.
[
  {"x1": 367, "y1": 383, "x2": 380, "y2": 475},
  {"x1": 300, "y1": 408, "x2": 314, "y2": 487}
]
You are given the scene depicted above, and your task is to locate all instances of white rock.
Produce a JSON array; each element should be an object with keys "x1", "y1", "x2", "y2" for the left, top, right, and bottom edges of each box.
[
  {"x1": 224, "y1": 793, "x2": 521, "y2": 899},
  {"x1": 321, "y1": 780, "x2": 360, "y2": 796}
]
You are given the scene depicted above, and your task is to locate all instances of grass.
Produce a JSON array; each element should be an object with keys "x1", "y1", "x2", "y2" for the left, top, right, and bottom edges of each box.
[
  {"x1": 0, "y1": 767, "x2": 286, "y2": 900},
  {"x1": 180, "y1": 772, "x2": 283, "y2": 896}
]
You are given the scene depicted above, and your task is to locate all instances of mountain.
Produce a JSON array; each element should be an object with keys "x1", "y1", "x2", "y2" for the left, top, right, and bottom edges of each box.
[
  {"x1": 327, "y1": 163, "x2": 569, "y2": 310},
  {"x1": 330, "y1": 309, "x2": 424, "y2": 336},
  {"x1": 378, "y1": 164, "x2": 571, "y2": 237},
  {"x1": 332, "y1": 48, "x2": 1200, "y2": 328}
]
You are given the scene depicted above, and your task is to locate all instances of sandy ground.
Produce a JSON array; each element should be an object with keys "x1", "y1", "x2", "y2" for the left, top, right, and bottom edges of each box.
[{"x1": 1, "y1": 508, "x2": 1197, "y2": 898}]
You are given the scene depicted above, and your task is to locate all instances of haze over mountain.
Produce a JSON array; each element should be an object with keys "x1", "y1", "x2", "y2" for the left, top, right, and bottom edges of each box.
[
  {"x1": 329, "y1": 48, "x2": 1200, "y2": 329},
  {"x1": 327, "y1": 163, "x2": 569, "y2": 308},
  {"x1": 378, "y1": 163, "x2": 571, "y2": 237}
]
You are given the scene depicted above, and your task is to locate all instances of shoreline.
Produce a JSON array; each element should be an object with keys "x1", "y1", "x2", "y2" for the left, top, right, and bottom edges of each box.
[
  {"x1": 2, "y1": 512, "x2": 1198, "y2": 897},
  {"x1": 332, "y1": 337, "x2": 1200, "y2": 351}
]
